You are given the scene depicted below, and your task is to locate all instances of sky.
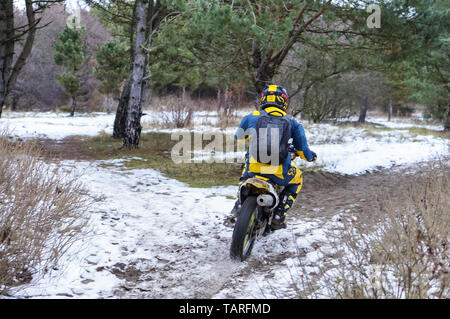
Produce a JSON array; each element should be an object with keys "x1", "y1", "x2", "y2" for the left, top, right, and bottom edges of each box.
[{"x1": 14, "y1": 0, "x2": 87, "y2": 11}]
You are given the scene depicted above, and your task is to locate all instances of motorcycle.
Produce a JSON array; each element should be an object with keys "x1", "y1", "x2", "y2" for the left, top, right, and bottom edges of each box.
[{"x1": 230, "y1": 143, "x2": 298, "y2": 261}]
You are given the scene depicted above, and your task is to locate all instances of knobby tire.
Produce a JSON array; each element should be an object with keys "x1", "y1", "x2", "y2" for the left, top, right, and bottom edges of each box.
[{"x1": 230, "y1": 196, "x2": 258, "y2": 261}]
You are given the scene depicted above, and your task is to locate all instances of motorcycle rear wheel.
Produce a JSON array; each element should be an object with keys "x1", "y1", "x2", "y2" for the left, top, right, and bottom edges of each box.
[{"x1": 230, "y1": 196, "x2": 258, "y2": 261}]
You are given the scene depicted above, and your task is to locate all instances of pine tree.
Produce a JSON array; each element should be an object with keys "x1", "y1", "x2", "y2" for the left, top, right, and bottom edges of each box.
[
  {"x1": 374, "y1": 0, "x2": 450, "y2": 129},
  {"x1": 87, "y1": 0, "x2": 173, "y2": 144},
  {"x1": 94, "y1": 41, "x2": 128, "y2": 113},
  {"x1": 54, "y1": 23, "x2": 86, "y2": 117}
]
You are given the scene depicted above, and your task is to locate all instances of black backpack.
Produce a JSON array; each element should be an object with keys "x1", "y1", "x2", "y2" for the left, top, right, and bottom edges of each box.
[{"x1": 250, "y1": 109, "x2": 291, "y2": 165}]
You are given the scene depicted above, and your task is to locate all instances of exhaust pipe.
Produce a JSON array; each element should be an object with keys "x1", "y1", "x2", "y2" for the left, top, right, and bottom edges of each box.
[{"x1": 257, "y1": 194, "x2": 274, "y2": 207}]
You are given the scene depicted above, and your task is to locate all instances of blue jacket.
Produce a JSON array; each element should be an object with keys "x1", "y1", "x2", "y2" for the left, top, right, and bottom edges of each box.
[{"x1": 235, "y1": 106, "x2": 315, "y2": 165}]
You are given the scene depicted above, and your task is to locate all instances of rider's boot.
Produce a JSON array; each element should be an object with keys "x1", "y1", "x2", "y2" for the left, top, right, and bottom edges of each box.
[
  {"x1": 229, "y1": 180, "x2": 244, "y2": 221},
  {"x1": 230, "y1": 200, "x2": 241, "y2": 219},
  {"x1": 271, "y1": 191, "x2": 297, "y2": 230},
  {"x1": 224, "y1": 199, "x2": 240, "y2": 227}
]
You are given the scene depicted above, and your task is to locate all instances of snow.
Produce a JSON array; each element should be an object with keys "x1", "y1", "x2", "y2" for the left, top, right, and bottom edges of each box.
[
  {"x1": 10, "y1": 159, "x2": 339, "y2": 299},
  {"x1": 14, "y1": 159, "x2": 238, "y2": 298},
  {"x1": 0, "y1": 112, "x2": 115, "y2": 140},
  {"x1": 307, "y1": 135, "x2": 448, "y2": 175},
  {"x1": 0, "y1": 110, "x2": 242, "y2": 140},
  {"x1": 1, "y1": 110, "x2": 449, "y2": 298},
  {"x1": 367, "y1": 116, "x2": 443, "y2": 131},
  {"x1": 1, "y1": 110, "x2": 449, "y2": 175}
]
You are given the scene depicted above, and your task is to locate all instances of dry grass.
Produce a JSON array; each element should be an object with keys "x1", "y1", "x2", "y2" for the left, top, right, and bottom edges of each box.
[
  {"x1": 215, "y1": 92, "x2": 242, "y2": 129},
  {"x1": 327, "y1": 162, "x2": 448, "y2": 298},
  {"x1": 0, "y1": 133, "x2": 91, "y2": 295},
  {"x1": 148, "y1": 95, "x2": 217, "y2": 113},
  {"x1": 284, "y1": 161, "x2": 449, "y2": 299},
  {"x1": 145, "y1": 95, "x2": 195, "y2": 129},
  {"x1": 144, "y1": 95, "x2": 249, "y2": 130}
]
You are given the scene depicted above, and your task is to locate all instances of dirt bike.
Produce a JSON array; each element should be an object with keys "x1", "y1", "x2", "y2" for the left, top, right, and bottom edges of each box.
[{"x1": 230, "y1": 143, "x2": 298, "y2": 262}]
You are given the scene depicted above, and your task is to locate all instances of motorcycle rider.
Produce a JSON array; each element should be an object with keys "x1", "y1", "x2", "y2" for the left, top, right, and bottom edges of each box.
[{"x1": 232, "y1": 84, "x2": 317, "y2": 230}]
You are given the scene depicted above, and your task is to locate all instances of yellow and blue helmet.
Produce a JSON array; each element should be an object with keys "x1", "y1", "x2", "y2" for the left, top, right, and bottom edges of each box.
[{"x1": 260, "y1": 84, "x2": 289, "y2": 110}]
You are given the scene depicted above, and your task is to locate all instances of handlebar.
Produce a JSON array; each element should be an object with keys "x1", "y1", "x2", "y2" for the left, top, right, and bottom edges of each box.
[
  {"x1": 288, "y1": 144, "x2": 298, "y2": 160},
  {"x1": 288, "y1": 144, "x2": 317, "y2": 162}
]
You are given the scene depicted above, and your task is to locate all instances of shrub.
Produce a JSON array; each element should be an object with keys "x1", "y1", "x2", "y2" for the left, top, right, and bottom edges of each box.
[
  {"x1": 59, "y1": 105, "x2": 72, "y2": 113},
  {"x1": 319, "y1": 162, "x2": 449, "y2": 298},
  {"x1": 216, "y1": 89, "x2": 240, "y2": 129},
  {"x1": 284, "y1": 161, "x2": 449, "y2": 299},
  {"x1": 160, "y1": 96, "x2": 194, "y2": 128},
  {"x1": 0, "y1": 134, "x2": 90, "y2": 295}
]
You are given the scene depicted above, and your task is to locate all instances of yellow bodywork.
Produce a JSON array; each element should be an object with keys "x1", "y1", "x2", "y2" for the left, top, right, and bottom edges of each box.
[{"x1": 244, "y1": 177, "x2": 272, "y2": 192}]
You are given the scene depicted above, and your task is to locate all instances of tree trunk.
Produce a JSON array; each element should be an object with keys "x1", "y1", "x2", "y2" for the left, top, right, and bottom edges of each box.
[
  {"x1": 11, "y1": 90, "x2": 17, "y2": 111},
  {"x1": 123, "y1": 0, "x2": 147, "y2": 149},
  {"x1": 0, "y1": 95, "x2": 5, "y2": 118},
  {"x1": 105, "y1": 94, "x2": 112, "y2": 114},
  {"x1": 388, "y1": 99, "x2": 393, "y2": 122},
  {"x1": 112, "y1": 0, "x2": 139, "y2": 139},
  {"x1": 0, "y1": 0, "x2": 14, "y2": 118},
  {"x1": 113, "y1": 75, "x2": 131, "y2": 138},
  {"x1": 70, "y1": 96, "x2": 76, "y2": 117},
  {"x1": 444, "y1": 88, "x2": 450, "y2": 131},
  {"x1": 0, "y1": 0, "x2": 37, "y2": 118},
  {"x1": 358, "y1": 95, "x2": 369, "y2": 123}
]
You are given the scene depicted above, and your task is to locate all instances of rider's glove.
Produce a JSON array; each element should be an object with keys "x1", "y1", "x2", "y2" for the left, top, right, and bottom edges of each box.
[{"x1": 310, "y1": 151, "x2": 317, "y2": 162}]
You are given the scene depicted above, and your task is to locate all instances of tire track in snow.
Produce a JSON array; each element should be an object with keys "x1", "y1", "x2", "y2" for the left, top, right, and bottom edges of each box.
[{"x1": 18, "y1": 160, "x2": 246, "y2": 298}]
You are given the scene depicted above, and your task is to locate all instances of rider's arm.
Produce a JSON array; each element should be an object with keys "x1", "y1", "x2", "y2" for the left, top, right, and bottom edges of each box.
[
  {"x1": 234, "y1": 114, "x2": 252, "y2": 142},
  {"x1": 291, "y1": 119, "x2": 315, "y2": 162}
]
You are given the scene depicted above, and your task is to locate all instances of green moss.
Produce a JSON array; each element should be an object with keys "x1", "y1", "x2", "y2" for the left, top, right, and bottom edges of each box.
[
  {"x1": 405, "y1": 127, "x2": 450, "y2": 139},
  {"x1": 361, "y1": 125, "x2": 450, "y2": 139},
  {"x1": 123, "y1": 153, "x2": 242, "y2": 188},
  {"x1": 81, "y1": 132, "x2": 242, "y2": 188}
]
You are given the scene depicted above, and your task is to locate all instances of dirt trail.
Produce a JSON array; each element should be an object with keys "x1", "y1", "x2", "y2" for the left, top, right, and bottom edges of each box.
[
  {"x1": 36, "y1": 137, "x2": 93, "y2": 161},
  {"x1": 296, "y1": 166, "x2": 417, "y2": 219},
  {"x1": 213, "y1": 165, "x2": 427, "y2": 298},
  {"x1": 33, "y1": 137, "x2": 431, "y2": 298}
]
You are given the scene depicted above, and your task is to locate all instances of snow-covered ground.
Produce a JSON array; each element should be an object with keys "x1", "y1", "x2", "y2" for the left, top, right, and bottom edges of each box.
[
  {"x1": 14, "y1": 159, "x2": 239, "y2": 298},
  {"x1": 304, "y1": 127, "x2": 448, "y2": 175},
  {"x1": 1, "y1": 110, "x2": 449, "y2": 298},
  {"x1": 0, "y1": 110, "x2": 242, "y2": 140},
  {"x1": 11, "y1": 159, "x2": 351, "y2": 299},
  {"x1": 3, "y1": 110, "x2": 447, "y2": 175}
]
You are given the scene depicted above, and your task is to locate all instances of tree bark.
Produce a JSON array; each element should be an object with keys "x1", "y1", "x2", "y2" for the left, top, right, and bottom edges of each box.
[
  {"x1": 0, "y1": 0, "x2": 15, "y2": 118},
  {"x1": 11, "y1": 91, "x2": 17, "y2": 111},
  {"x1": 0, "y1": 0, "x2": 38, "y2": 118},
  {"x1": 358, "y1": 95, "x2": 369, "y2": 123},
  {"x1": 69, "y1": 96, "x2": 76, "y2": 117},
  {"x1": 123, "y1": 0, "x2": 147, "y2": 148},
  {"x1": 112, "y1": 0, "x2": 139, "y2": 139},
  {"x1": 444, "y1": 88, "x2": 450, "y2": 131},
  {"x1": 113, "y1": 75, "x2": 131, "y2": 138},
  {"x1": 104, "y1": 94, "x2": 112, "y2": 114},
  {"x1": 388, "y1": 99, "x2": 393, "y2": 122}
]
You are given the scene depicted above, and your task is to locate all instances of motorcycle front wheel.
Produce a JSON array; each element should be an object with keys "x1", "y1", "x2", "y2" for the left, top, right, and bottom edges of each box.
[{"x1": 230, "y1": 196, "x2": 258, "y2": 261}]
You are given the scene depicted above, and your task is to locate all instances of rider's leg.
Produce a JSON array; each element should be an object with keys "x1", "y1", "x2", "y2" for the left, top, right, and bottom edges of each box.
[
  {"x1": 230, "y1": 180, "x2": 244, "y2": 217},
  {"x1": 271, "y1": 165, "x2": 303, "y2": 230},
  {"x1": 230, "y1": 161, "x2": 249, "y2": 218}
]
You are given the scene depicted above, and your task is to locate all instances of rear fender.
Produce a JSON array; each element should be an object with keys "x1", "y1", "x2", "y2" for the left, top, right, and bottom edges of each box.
[{"x1": 239, "y1": 178, "x2": 279, "y2": 208}]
